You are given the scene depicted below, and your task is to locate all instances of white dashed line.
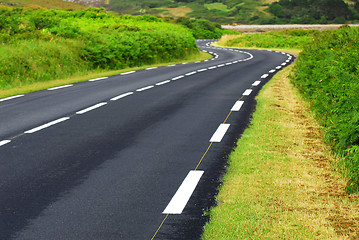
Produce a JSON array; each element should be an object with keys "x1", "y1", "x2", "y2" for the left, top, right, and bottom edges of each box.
[
  {"x1": 163, "y1": 170, "x2": 204, "y2": 214},
  {"x1": 252, "y1": 81, "x2": 261, "y2": 86},
  {"x1": 156, "y1": 80, "x2": 171, "y2": 86},
  {"x1": 225, "y1": 63, "x2": 232, "y2": 65},
  {"x1": 146, "y1": 67, "x2": 158, "y2": 70},
  {"x1": 208, "y1": 66, "x2": 217, "y2": 69},
  {"x1": 121, "y1": 71, "x2": 136, "y2": 75},
  {"x1": 24, "y1": 117, "x2": 70, "y2": 134},
  {"x1": 269, "y1": 69, "x2": 276, "y2": 73},
  {"x1": 89, "y1": 77, "x2": 108, "y2": 82},
  {"x1": 231, "y1": 101, "x2": 244, "y2": 111},
  {"x1": 210, "y1": 124, "x2": 230, "y2": 142},
  {"x1": 0, "y1": 95, "x2": 24, "y2": 102},
  {"x1": 182, "y1": 63, "x2": 188, "y2": 65},
  {"x1": 217, "y1": 64, "x2": 225, "y2": 67},
  {"x1": 0, "y1": 140, "x2": 11, "y2": 147},
  {"x1": 76, "y1": 102, "x2": 107, "y2": 115},
  {"x1": 172, "y1": 75, "x2": 185, "y2": 81},
  {"x1": 185, "y1": 72, "x2": 197, "y2": 76},
  {"x1": 261, "y1": 74, "x2": 269, "y2": 79},
  {"x1": 167, "y1": 64, "x2": 176, "y2": 67},
  {"x1": 276, "y1": 66, "x2": 282, "y2": 69},
  {"x1": 197, "y1": 69, "x2": 207, "y2": 72},
  {"x1": 110, "y1": 92, "x2": 134, "y2": 101},
  {"x1": 47, "y1": 84, "x2": 73, "y2": 91},
  {"x1": 136, "y1": 85, "x2": 154, "y2": 92},
  {"x1": 242, "y1": 89, "x2": 253, "y2": 96},
  {"x1": 281, "y1": 63, "x2": 287, "y2": 66}
]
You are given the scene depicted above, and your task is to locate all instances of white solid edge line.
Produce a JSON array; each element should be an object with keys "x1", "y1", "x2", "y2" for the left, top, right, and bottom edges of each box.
[
  {"x1": 136, "y1": 85, "x2": 154, "y2": 92},
  {"x1": 252, "y1": 81, "x2": 261, "y2": 86},
  {"x1": 25, "y1": 117, "x2": 70, "y2": 134},
  {"x1": 261, "y1": 74, "x2": 269, "y2": 79},
  {"x1": 121, "y1": 71, "x2": 136, "y2": 75},
  {"x1": 47, "y1": 84, "x2": 73, "y2": 91},
  {"x1": 172, "y1": 75, "x2": 184, "y2": 81},
  {"x1": 156, "y1": 80, "x2": 171, "y2": 86},
  {"x1": 163, "y1": 170, "x2": 204, "y2": 214},
  {"x1": 0, "y1": 140, "x2": 11, "y2": 147},
  {"x1": 243, "y1": 89, "x2": 253, "y2": 96},
  {"x1": 110, "y1": 92, "x2": 134, "y2": 101},
  {"x1": 0, "y1": 95, "x2": 25, "y2": 102},
  {"x1": 89, "y1": 77, "x2": 108, "y2": 82},
  {"x1": 210, "y1": 123, "x2": 230, "y2": 142},
  {"x1": 231, "y1": 101, "x2": 244, "y2": 111},
  {"x1": 76, "y1": 102, "x2": 107, "y2": 115}
]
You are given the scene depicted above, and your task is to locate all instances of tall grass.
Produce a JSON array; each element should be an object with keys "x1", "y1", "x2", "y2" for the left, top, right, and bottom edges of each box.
[{"x1": 291, "y1": 26, "x2": 359, "y2": 193}]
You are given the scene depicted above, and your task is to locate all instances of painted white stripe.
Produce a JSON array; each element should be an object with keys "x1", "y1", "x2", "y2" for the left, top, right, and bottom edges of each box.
[
  {"x1": 182, "y1": 62, "x2": 188, "y2": 65},
  {"x1": 89, "y1": 77, "x2": 108, "y2": 82},
  {"x1": 146, "y1": 67, "x2": 158, "y2": 70},
  {"x1": 269, "y1": 69, "x2": 276, "y2": 73},
  {"x1": 195, "y1": 61, "x2": 201, "y2": 63},
  {"x1": 204, "y1": 60, "x2": 209, "y2": 62},
  {"x1": 0, "y1": 95, "x2": 25, "y2": 102},
  {"x1": 76, "y1": 102, "x2": 107, "y2": 115},
  {"x1": 276, "y1": 66, "x2": 282, "y2": 69},
  {"x1": 121, "y1": 71, "x2": 136, "y2": 75},
  {"x1": 208, "y1": 66, "x2": 217, "y2": 69},
  {"x1": 163, "y1": 170, "x2": 204, "y2": 214},
  {"x1": 47, "y1": 84, "x2": 73, "y2": 91},
  {"x1": 156, "y1": 80, "x2": 171, "y2": 86},
  {"x1": 261, "y1": 74, "x2": 269, "y2": 79},
  {"x1": 25, "y1": 117, "x2": 70, "y2": 134},
  {"x1": 167, "y1": 64, "x2": 176, "y2": 67},
  {"x1": 281, "y1": 63, "x2": 287, "y2": 66},
  {"x1": 252, "y1": 81, "x2": 261, "y2": 86},
  {"x1": 0, "y1": 140, "x2": 11, "y2": 147},
  {"x1": 286, "y1": 59, "x2": 290, "y2": 63},
  {"x1": 136, "y1": 85, "x2": 154, "y2": 92},
  {"x1": 172, "y1": 75, "x2": 184, "y2": 81},
  {"x1": 217, "y1": 64, "x2": 225, "y2": 67},
  {"x1": 185, "y1": 71, "x2": 197, "y2": 76},
  {"x1": 243, "y1": 89, "x2": 252, "y2": 96},
  {"x1": 110, "y1": 92, "x2": 133, "y2": 101},
  {"x1": 210, "y1": 124, "x2": 230, "y2": 142},
  {"x1": 197, "y1": 69, "x2": 207, "y2": 72},
  {"x1": 225, "y1": 62, "x2": 232, "y2": 65},
  {"x1": 231, "y1": 101, "x2": 244, "y2": 111}
]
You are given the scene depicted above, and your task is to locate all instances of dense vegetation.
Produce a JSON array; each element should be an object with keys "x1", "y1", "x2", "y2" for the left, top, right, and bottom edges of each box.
[
  {"x1": 0, "y1": 7, "x2": 199, "y2": 89},
  {"x1": 103, "y1": 0, "x2": 359, "y2": 24},
  {"x1": 218, "y1": 29, "x2": 316, "y2": 50},
  {"x1": 291, "y1": 26, "x2": 359, "y2": 193}
]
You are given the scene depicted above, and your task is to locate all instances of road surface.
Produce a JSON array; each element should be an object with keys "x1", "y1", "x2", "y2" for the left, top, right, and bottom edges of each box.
[{"x1": 0, "y1": 40, "x2": 293, "y2": 239}]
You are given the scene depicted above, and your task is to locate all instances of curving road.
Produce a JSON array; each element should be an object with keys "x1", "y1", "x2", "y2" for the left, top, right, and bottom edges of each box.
[{"x1": 0, "y1": 41, "x2": 294, "y2": 239}]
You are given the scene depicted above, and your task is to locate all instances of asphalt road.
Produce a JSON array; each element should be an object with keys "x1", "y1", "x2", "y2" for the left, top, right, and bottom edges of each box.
[{"x1": 0, "y1": 40, "x2": 294, "y2": 239}]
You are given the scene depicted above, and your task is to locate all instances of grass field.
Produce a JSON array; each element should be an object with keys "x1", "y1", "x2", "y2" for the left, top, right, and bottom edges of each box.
[{"x1": 202, "y1": 64, "x2": 359, "y2": 239}]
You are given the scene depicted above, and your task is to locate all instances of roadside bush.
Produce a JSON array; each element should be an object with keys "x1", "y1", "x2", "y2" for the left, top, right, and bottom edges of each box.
[{"x1": 291, "y1": 26, "x2": 359, "y2": 193}]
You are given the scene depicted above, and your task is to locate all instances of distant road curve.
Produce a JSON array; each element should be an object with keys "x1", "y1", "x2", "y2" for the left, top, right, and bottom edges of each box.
[{"x1": 222, "y1": 24, "x2": 359, "y2": 33}]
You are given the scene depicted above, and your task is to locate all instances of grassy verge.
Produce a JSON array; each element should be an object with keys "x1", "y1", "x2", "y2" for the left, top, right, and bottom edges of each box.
[
  {"x1": 0, "y1": 51, "x2": 210, "y2": 99},
  {"x1": 202, "y1": 64, "x2": 359, "y2": 239}
]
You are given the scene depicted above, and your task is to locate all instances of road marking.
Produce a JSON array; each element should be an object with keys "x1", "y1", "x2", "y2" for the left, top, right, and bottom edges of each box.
[
  {"x1": 0, "y1": 95, "x2": 25, "y2": 102},
  {"x1": 269, "y1": 69, "x2": 276, "y2": 73},
  {"x1": 286, "y1": 59, "x2": 290, "y2": 63},
  {"x1": 0, "y1": 140, "x2": 11, "y2": 147},
  {"x1": 163, "y1": 170, "x2": 204, "y2": 214},
  {"x1": 252, "y1": 81, "x2": 261, "y2": 86},
  {"x1": 231, "y1": 101, "x2": 244, "y2": 111},
  {"x1": 47, "y1": 84, "x2": 73, "y2": 91},
  {"x1": 232, "y1": 61, "x2": 238, "y2": 64},
  {"x1": 88, "y1": 77, "x2": 108, "y2": 82},
  {"x1": 182, "y1": 62, "x2": 188, "y2": 65},
  {"x1": 146, "y1": 67, "x2": 158, "y2": 70},
  {"x1": 276, "y1": 66, "x2": 282, "y2": 69},
  {"x1": 197, "y1": 68, "x2": 207, "y2": 72},
  {"x1": 136, "y1": 85, "x2": 154, "y2": 92},
  {"x1": 167, "y1": 64, "x2": 176, "y2": 67},
  {"x1": 261, "y1": 74, "x2": 269, "y2": 79},
  {"x1": 110, "y1": 92, "x2": 134, "y2": 101},
  {"x1": 24, "y1": 117, "x2": 70, "y2": 134},
  {"x1": 172, "y1": 75, "x2": 184, "y2": 81},
  {"x1": 156, "y1": 80, "x2": 171, "y2": 86},
  {"x1": 204, "y1": 60, "x2": 209, "y2": 62},
  {"x1": 208, "y1": 66, "x2": 217, "y2": 69},
  {"x1": 243, "y1": 89, "x2": 252, "y2": 96},
  {"x1": 225, "y1": 62, "x2": 232, "y2": 65},
  {"x1": 185, "y1": 71, "x2": 197, "y2": 76},
  {"x1": 281, "y1": 63, "x2": 287, "y2": 66},
  {"x1": 217, "y1": 64, "x2": 225, "y2": 67},
  {"x1": 121, "y1": 71, "x2": 136, "y2": 75},
  {"x1": 76, "y1": 102, "x2": 107, "y2": 115},
  {"x1": 210, "y1": 124, "x2": 230, "y2": 142}
]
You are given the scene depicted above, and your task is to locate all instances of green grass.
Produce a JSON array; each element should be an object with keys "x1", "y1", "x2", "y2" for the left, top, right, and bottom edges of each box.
[{"x1": 202, "y1": 64, "x2": 359, "y2": 239}]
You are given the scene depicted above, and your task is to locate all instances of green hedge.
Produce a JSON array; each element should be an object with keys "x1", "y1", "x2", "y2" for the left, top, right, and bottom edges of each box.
[
  {"x1": 0, "y1": 7, "x2": 198, "y2": 89},
  {"x1": 291, "y1": 26, "x2": 359, "y2": 193}
]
